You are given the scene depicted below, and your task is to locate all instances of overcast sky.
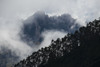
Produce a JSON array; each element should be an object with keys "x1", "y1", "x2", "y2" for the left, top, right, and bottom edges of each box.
[{"x1": 0, "y1": 0, "x2": 100, "y2": 24}]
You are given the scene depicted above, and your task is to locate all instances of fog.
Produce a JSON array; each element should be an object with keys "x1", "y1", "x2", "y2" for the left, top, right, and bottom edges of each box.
[
  {"x1": 0, "y1": 0, "x2": 100, "y2": 59},
  {"x1": 40, "y1": 30, "x2": 67, "y2": 48}
]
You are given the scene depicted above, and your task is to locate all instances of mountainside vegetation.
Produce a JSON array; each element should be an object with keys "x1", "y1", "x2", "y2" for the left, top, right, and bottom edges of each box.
[{"x1": 15, "y1": 19, "x2": 100, "y2": 67}]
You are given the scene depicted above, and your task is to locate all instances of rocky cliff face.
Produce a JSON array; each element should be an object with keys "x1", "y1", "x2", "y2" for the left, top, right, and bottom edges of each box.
[{"x1": 15, "y1": 19, "x2": 100, "y2": 67}]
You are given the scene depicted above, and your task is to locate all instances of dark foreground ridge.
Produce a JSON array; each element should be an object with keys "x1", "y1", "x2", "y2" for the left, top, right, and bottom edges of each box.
[{"x1": 15, "y1": 19, "x2": 100, "y2": 67}]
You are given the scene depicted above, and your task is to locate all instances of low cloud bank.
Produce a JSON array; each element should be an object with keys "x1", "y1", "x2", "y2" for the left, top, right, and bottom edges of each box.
[
  {"x1": 0, "y1": 18, "x2": 33, "y2": 59},
  {"x1": 0, "y1": 12, "x2": 79, "y2": 60},
  {"x1": 39, "y1": 30, "x2": 67, "y2": 48}
]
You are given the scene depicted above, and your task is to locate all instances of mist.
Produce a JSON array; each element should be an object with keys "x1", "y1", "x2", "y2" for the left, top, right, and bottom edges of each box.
[
  {"x1": 0, "y1": 0, "x2": 100, "y2": 25},
  {"x1": 0, "y1": 12, "x2": 78, "y2": 60},
  {"x1": 0, "y1": 0, "x2": 100, "y2": 62},
  {"x1": 0, "y1": 18, "x2": 33, "y2": 59},
  {"x1": 0, "y1": 11, "x2": 79, "y2": 60},
  {"x1": 39, "y1": 30, "x2": 67, "y2": 48}
]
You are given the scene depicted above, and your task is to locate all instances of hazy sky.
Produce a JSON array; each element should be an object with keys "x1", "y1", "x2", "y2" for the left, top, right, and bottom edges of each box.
[
  {"x1": 0, "y1": 0, "x2": 100, "y2": 23},
  {"x1": 0, "y1": 0, "x2": 100, "y2": 59}
]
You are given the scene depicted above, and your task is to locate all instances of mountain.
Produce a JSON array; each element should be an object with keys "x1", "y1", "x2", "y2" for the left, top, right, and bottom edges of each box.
[
  {"x1": 21, "y1": 12, "x2": 80, "y2": 44},
  {"x1": 15, "y1": 19, "x2": 100, "y2": 67},
  {"x1": 0, "y1": 12, "x2": 80, "y2": 67}
]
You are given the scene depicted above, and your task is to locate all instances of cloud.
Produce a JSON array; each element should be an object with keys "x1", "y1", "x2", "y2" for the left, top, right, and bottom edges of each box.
[
  {"x1": 39, "y1": 30, "x2": 67, "y2": 48},
  {"x1": 0, "y1": 10, "x2": 79, "y2": 61},
  {"x1": 0, "y1": 0, "x2": 100, "y2": 25},
  {"x1": 0, "y1": 17, "x2": 33, "y2": 59},
  {"x1": 21, "y1": 12, "x2": 79, "y2": 45}
]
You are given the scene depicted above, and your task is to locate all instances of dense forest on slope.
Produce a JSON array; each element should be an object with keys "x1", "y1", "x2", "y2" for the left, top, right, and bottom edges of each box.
[{"x1": 15, "y1": 19, "x2": 100, "y2": 67}]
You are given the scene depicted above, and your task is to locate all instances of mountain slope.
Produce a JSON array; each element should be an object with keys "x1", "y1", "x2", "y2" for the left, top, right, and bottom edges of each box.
[
  {"x1": 0, "y1": 12, "x2": 79, "y2": 67},
  {"x1": 15, "y1": 19, "x2": 100, "y2": 67}
]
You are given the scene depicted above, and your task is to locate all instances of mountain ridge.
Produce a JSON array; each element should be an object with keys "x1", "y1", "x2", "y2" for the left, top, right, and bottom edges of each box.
[{"x1": 15, "y1": 19, "x2": 100, "y2": 67}]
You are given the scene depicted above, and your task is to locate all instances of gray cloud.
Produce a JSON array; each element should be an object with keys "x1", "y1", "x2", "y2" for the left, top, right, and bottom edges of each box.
[
  {"x1": 0, "y1": 18, "x2": 33, "y2": 59},
  {"x1": 21, "y1": 12, "x2": 79, "y2": 45}
]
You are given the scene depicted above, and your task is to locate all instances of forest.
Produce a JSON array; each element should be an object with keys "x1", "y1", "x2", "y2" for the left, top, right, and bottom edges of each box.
[{"x1": 15, "y1": 19, "x2": 100, "y2": 67}]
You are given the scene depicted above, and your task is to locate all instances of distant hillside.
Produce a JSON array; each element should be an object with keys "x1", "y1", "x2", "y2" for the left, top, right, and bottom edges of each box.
[
  {"x1": 21, "y1": 12, "x2": 80, "y2": 44},
  {"x1": 15, "y1": 19, "x2": 100, "y2": 67}
]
